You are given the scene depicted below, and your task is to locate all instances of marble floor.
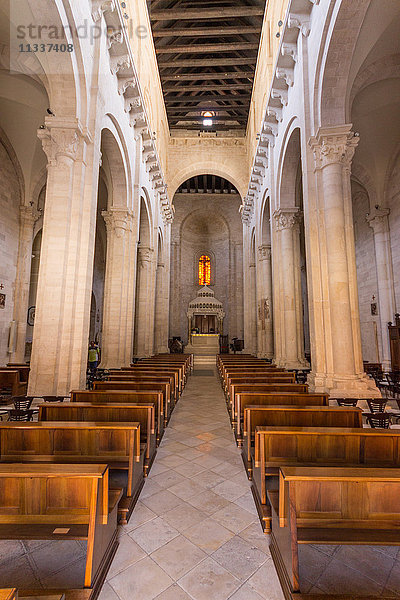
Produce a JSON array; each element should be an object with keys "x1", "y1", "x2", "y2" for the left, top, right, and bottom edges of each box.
[{"x1": 100, "y1": 363, "x2": 284, "y2": 600}]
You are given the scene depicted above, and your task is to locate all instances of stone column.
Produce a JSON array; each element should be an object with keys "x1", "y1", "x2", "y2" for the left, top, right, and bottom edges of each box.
[
  {"x1": 367, "y1": 207, "x2": 395, "y2": 371},
  {"x1": 248, "y1": 260, "x2": 258, "y2": 355},
  {"x1": 309, "y1": 125, "x2": 379, "y2": 397},
  {"x1": 28, "y1": 118, "x2": 97, "y2": 396},
  {"x1": 134, "y1": 246, "x2": 156, "y2": 357},
  {"x1": 257, "y1": 244, "x2": 274, "y2": 358},
  {"x1": 101, "y1": 208, "x2": 135, "y2": 368},
  {"x1": 10, "y1": 205, "x2": 38, "y2": 363},
  {"x1": 273, "y1": 208, "x2": 307, "y2": 368},
  {"x1": 154, "y1": 260, "x2": 169, "y2": 353}
]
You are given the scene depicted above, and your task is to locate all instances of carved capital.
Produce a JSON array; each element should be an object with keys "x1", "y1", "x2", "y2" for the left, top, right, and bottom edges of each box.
[
  {"x1": 91, "y1": 0, "x2": 115, "y2": 22},
  {"x1": 367, "y1": 207, "x2": 390, "y2": 234},
  {"x1": 19, "y1": 204, "x2": 38, "y2": 227},
  {"x1": 309, "y1": 125, "x2": 359, "y2": 170},
  {"x1": 37, "y1": 119, "x2": 84, "y2": 166},
  {"x1": 138, "y1": 246, "x2": 154, "y2": 266},
  {"x1": 273, "y1": 208, "x2": 302, "y2": 231},
  {"x1": 258, "y1": 244, "x2": 271, "y2": 261},
  {"x1": 102, "y1": 208, "x2": 133, "y2": 238}
]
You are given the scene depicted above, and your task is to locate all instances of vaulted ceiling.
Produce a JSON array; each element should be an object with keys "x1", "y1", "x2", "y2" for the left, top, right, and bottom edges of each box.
[{"x1": 148, "y1": 0, "x2": 266, "y2": 133}]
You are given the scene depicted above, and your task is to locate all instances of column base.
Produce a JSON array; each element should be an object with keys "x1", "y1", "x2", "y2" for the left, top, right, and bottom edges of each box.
[
  {"x1": 276, "y1": 358, "x2": 310, "y2": 370},
  {"x1": 308, "y1": 371, "x2": 382, "y2": 398}
]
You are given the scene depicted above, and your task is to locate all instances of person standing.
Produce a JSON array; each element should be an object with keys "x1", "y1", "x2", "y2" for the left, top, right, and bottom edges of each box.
[{"x1": 88, "y1": 341, "x2": 100, "y2": 372}]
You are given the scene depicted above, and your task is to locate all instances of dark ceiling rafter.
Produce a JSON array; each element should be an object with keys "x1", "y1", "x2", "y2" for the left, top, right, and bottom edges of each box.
[
  {"x1": 176, "y1": 174, "x2": 240, "y2": 194},
  {"x1": 148, "y1": 0, "x2": 266, "y2": 132}
]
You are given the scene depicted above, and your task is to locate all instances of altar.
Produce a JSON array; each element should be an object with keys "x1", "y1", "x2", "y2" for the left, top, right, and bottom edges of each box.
[{"x1": 185, "y1": 286, "x2": 225, "y2": 356}]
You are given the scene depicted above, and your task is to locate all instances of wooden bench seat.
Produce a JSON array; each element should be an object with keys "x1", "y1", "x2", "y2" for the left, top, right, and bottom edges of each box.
[
  {"x1": 38, "y1": 403, "x2": 156, "y2": 475},
  {"x1": 113, "y1": 369, "x2": 180, "y2": 397},
  {"x1": 0, "y1": 464, "x2": 119, "y2": 598},
  {"x1": 234, "y1": 392, "x2": 329, "y2": 438},
  {"x1": 242, "y1": 405, "x2": 362, "y2": 476},
  {"x1": 5, "y1": 365, "x2": 30, "y2": 384},
  {"x1": 0, "y1": 421, "x2": 143, "y2": 525},
  {"x1": 107, "y1": 373, "x2": 176, "y2": 404},
  {"x1": 0, "y1": 371, "x2": 27, "y2": 397},
  {"x1": 269, "y1": 466, "x2": 400, "y2": 599},
  {"x1": 221, "y1": 367, "x2": 285, "y2": 390},
  {"x1": 225, "y1": 373, "x2": 296, "y2": 398},
  {"x1": 227, "y1": 381, "x2": 308, "y2": 414},
  {"x1": 252, "y1": 426, "x2": 400, "y2": 533},
  {"x1": 70, "y1": 390, "x2": 164, "y2": 442},
  {"x1": 93, "y1": 380, "x2": 172, "y2": 422},
  {"x1": 136, "y1": 360, "x2": 188, "y2": 385},
  {"x1": 129, "y1": 365, "x2": 184, "y2": 393}
]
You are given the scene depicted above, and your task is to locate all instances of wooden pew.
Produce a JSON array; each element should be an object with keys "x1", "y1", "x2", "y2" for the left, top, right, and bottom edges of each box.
[
  {"x1": 0, "y1": 591, "x2": 17, "y2": 600},
  {"x1": 113, "y1": 369, "x2": 180, "y2": 398},
  {"x1": 270, "y1": 466, "x2": 400, "y2": 599},
  {"x1": 234, "y1": 392, "x2": 329, "y2": 438},
  {"x1": 137, "y1": 359, "x2": 190, "y2": 383},
  {"x1": 93, "y1": 380, "x2": 172, "y2": 423},
  {"x1": 252, "y1": 426, "x2": 400, "y2": 533},
  {"x1": 70, "y1": 390, "x2": 164, "y2": 442},
  {"x1": 129, "y1": 365, "x2": 184, "y2": 394},
  {"x1": 0, "y1": 464, "x2": 119, "y2": 597},
  {"x1": 5, "y1": 365, "x2": 30, "y2": 384},
  {"x1": 0, "y1": 370, "x2": 27, "y2": 397},
  {"x1": 38, "y1": 403, "x2": 156, "y2": 475},
  {"x1": 242, "y1": 405, "x2": 362, "y2": 476},
  {"x1": 156, "y1": 353, "x2": 193, "y2": 372},
  {"x1": 225, "y1": 373, "x2": 296, "y2": 398},
  {"x1": 227, "y1": 380, "x2": 307, "y2": 413},
  {"x1": 107, "y1": 373, "x2": 176, "y2": 404},
  {"x1": 0, "y1": 421, "x2": 143, "y2": 525},
  {"x1": 221, "y1": 365, "x2": 282, "y2": 388}
]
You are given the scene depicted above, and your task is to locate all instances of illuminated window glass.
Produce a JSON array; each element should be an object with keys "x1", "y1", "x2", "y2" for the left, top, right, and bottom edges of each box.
[{"x1": 199, "y1": 255, "x2": 211, "y2": 286}]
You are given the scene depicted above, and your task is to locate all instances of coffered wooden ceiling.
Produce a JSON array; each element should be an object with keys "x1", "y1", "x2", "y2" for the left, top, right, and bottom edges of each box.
[{"x1": 148, "y1": 0, "x2": 266, "y2": 132}]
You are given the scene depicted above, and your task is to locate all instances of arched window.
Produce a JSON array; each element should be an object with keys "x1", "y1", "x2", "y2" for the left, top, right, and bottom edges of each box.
[{"x1": 199, "y1": 255, "x2": 211, "y2": 286}]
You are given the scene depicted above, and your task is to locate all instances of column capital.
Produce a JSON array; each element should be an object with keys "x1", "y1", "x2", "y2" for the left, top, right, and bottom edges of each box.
[
  {"x1": 309, "y1": 124, "x2": 358, "y2": 170},
  {"x1": 102, "y1": 208, "x2": 134, "y2": 237},
  {"x1": 273, "y1": 207, "x2": 302, "y2": 231},
  {"x1": 19, "y1": 204, "x2": 38, "y2": 226},
  {"x1": 367, "y1": 207, "x2": 390, "y2": 234},
  {"x1": 37, "y1": 117, "x2": 91, "y2": 166},
  {"x1": 138, "y1": 246, "x2": 154, "y2": 266},
  {"x1": 258, "y1": 244, "x2": 271, "y2": 261}
]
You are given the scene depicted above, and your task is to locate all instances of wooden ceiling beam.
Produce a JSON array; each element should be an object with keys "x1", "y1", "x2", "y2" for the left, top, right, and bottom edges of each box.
[
  {"x1": 153, "y1": 26, "x2": 260, "y2": 37},
  {"x1": 166, "y1": 93, "x2": 251, "y2": 103},
  {"x1": 166, "y1": 106, "x2": 249, "y2": 114},
  {"x1": 164, "y1": 83, "x2": 253, "y2": 92},
  {"x1": 158, "y1": 57, "x2": 257, "y2": 67},
  {"x1": 169, "y1": 116, "x2": 247, "y2": 123},
  {"x1": 150, "y1": 7, "x2": 265, "y2": 20},
  {"x1": 170, "y1": 125, "x2": 245, "y2": 131},
  {"x1": 156, "y1": 42, "x2": 259, "y2": 54},
  {"x1": 162, "y1": 71, "x2": 255, "y2": 81}
]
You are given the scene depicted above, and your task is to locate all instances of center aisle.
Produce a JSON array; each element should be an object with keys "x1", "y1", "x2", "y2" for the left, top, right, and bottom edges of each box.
[{"x1": 100, "y1": 363, "x2": 284, "y2": 600}]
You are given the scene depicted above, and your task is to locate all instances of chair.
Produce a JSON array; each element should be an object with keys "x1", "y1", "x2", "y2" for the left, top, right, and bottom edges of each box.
[
  {"x1": 12, "y1": 396, "x2": 33, "y2": 410},
  {"x1": 8, "y1": 409, "x2": 34, "y2": 421},
  {"x1": 365, "y1": 412, "x2": 391, "y2": 429},
  {"x1": 41, "y1": 396, "x2": 66, "y2": 402},
  {"x1": 336, "y1": 398, "x2": 358, "y2": 407},
  {"x1": 367, "y1": 398, "x2": 387, "y2": 413}
]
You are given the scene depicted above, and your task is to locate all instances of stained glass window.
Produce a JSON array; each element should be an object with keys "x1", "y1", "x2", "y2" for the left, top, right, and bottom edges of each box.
[{"x1": 199, "y1": 255, "x2": 211, "y2": 286}]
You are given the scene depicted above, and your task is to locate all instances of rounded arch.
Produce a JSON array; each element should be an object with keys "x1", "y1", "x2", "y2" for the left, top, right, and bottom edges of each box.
[
  {"x1": 138, "y1": 189, "x2": 153, "y2": 248},
  {"x1": 277, "y1": 125, "x2": 302, "y2": 210},
  {"x1": 100, "y1": 126, "x2": 129, "y2": 210},
  {"x1": 0, "y1": 125, "x2": 24, "y2": 203},
  {"x1": 179, "y1": 206, "x2": 231, "y2": 242},
  {"x1": 260, "y1": 191, "x2": 271, "y2": 246},
  {"x1": 169, "y1": 164, "x2": 246, "y2": 200}
]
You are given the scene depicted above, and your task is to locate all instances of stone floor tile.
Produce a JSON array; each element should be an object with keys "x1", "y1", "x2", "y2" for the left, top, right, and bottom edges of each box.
[
  {"x1": 147, "y1": 462, "x2": 170, "y2": 478},
  {"x1": 174, "y1": 460, "x2": 207, "y2": 477},
  {"x1": 175, "y1": 447, "x2": 205, "y2": 460},
  {"x1": 151, "y1": 535, "x2": 207, "y2": 580},
  {"x1": 141, "y1": 489, "x2": 184, "y2": 516},
  {"x1": 239, "y1": 523, "x2": 271, "y2": 554},
  {"x1": 180, "y1": 436, "x2": 208, "y2": 448},
  {"x1": 158, "y1": 454, "x2": 189, "y2": 468},
  {"x1": 333, "y1": 545, "x2": 395, "y2": 587},
  {"x1": 212, "y1": 536, "x2": 268, "y2": 581},
  {"x1": 151, "y1": 469, "x2": 188, "y2": 489},
  {"x1": 140, "y1": 478, "x2": 164, "y2": 499},
  {"x1": 154, "y1": 584, "x2": 193, "y2": 600},
  {"x1": 168, "y1": 478, "x2": 207, "y2": 500},
  {"x1": 212, "y1": 479, "x2": 248, "y2": 502},
  {"x1": 122, "y1": 501, "x2": 157, "y2": 532},
  {"x1": 0, "y1": 540, "x2": 25, "y2": 565},
  {"x1": 193, "y1": 453, "x2": 224, "y2": 468},
  {"x1": 0, "y1": 554, "x2": 43, "y2": 589},
  {"x1": 178, "y1": 556, "x2": 241, "y2": 600},
  {"x1": 247, "y1": 558, "x2": 285, "y2": 600},
  {"x1": 316, "y1": 558, "x2": 384, "y2": 595},
  {"x1": 129, "y1": 516, "x2": 180, "y2": 554},
  {"x1": 107, "y1": 533, "x2": 146, "y2": 578},
  {"x1": 211, "y1": 503, "x2": 257, "y2": 533},
  {"x1": 97, "y1": 582, "x2": 121, "y2": 600},
  {"x1": 182, "y1": 517, "x2": 235, "y2": 554},
  {"x1": 162, "y1": 502, "x2": 208, "y2": 533},
  {"x1": 234, "y1": 492, "x2": 259, "y2": 516},
  {"x1": 211, "y1": 461, "x2": 242, "y2": 478},
  {"x1": 108, "y1": 556, "x2": 173, "y2": 600},
  {"x1": 228, "y1": 582, "x2": 266, "y2": 600},
  {"x1": 187, "y1": 489, "x2": 231, "y2": 515}
]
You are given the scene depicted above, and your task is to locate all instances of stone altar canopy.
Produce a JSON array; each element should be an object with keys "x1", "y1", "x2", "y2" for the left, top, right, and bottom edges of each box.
[{"x1": 185, "y1": 286, "x2": 225, "y2": 355}]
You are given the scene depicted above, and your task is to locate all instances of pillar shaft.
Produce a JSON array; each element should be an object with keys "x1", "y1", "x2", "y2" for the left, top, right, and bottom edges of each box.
[
  {"x1": 134, "y1": 246, "x2": 156, "y2": 357},
  {"x1": 10, "y1": 206, "x2": 37, "y2": 363},
  {"x1": 367, "y1": 208, "x2": 395, "y2": 371},
  {"x1": 101, "y1": 208, "x2": 135, "y2": 368},
  {"x1": 257, "y1": 245, "x2": 274, "y2": 358},
  {"x1": 308, "y1": 124, "x2": 380, "y2": 397},
  {"x1": 28, "y1": 118, "x2": 97, "y2": 396}
]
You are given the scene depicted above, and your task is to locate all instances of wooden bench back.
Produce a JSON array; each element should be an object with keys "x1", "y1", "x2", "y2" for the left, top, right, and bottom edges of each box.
[
  {"x1": 115, "y1": 369, "x2": 180, "y2": 392},
  {"x1": 235, "y1": 392, "x2": 329, "y2": 431},
  {"x1": 93, "y1": 381, "x2": 171, "y2": 411},
  {"x1": 39, "y1": 403, "x2": 155, "y2": 459},
  {"x1": 4, "y1": 365, "x2": 30, "y2": 383},
  {"x1": 0, "y1": 370, "x2": 27, "y2": 396},
  {"x1": 227, "y1": 374, "x2": 296, "y2": 392},
  {"x1": 243, "y1": 406, "x2": 362, "y2": 463},
  {"x1": 228, "y1": 382, "x2": 308, "y2": 413},
  {"x1": 0, "y1": 422, "x2": 140, "y2": 496}
]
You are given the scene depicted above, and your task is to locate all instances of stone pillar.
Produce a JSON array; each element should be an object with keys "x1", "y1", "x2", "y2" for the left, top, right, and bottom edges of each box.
[
  {"x1": 367, "y1": 207, "x2": 395, "y2": 371},
  {"x1": 101, "y1": 208, "x2": 135, "y2": 368},
  {"x1": 154, "y1": 260, "x2": 169, "y2": 353},
  {"x1": 257, "y1": 244, "x2": 274, "y2": 358},
  {"x1": 28, "y1": 118, "x2": 97, "y2": 396},
  {"x1": 309, "y1": 125, "x2": 379, "y2": 397},
  {"x1": 248, "y1": 260, "x2": 258, "y2": 355},
  {"x1": 273, "y1": 208, "x2": 307, "y2": 369},
  {"x1": 10, "y1": 205, "x2": 37, "y2": 363},
  {"x1": 134, "y1": 246, "x2": 156, "y2": 357}
]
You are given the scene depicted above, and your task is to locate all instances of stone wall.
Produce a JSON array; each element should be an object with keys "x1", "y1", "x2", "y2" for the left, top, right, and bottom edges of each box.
[
  {"x1": 388, "y1": 156, "x2": 400, "y2": 313},
  {"x1": 0, "y1": 140, "x2": 21, "y2": 365},
  {"x1": 170, "y1": 192, "x2": 244, "y2": 345}
]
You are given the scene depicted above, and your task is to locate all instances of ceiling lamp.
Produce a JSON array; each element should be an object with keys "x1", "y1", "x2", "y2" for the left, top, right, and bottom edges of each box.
[{"x1": 202, "y1": 111, "x2": 215, "y2": 127}]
